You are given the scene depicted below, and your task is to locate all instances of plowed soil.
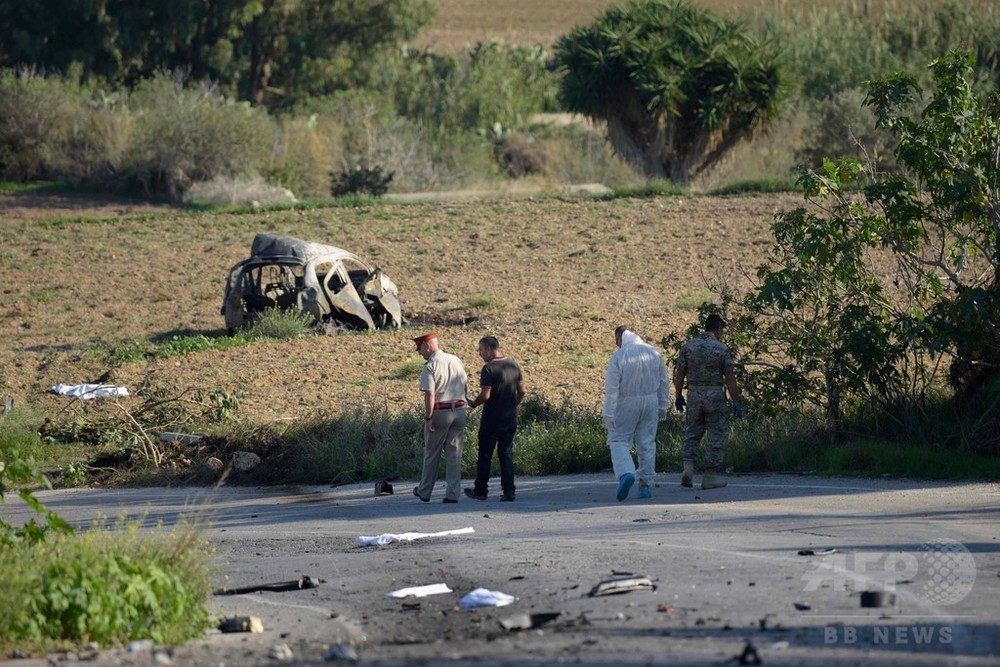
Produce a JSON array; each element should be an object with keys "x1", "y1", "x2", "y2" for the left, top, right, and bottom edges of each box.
[{"x1": 0, "y1": 189, "x2": 803, "y2": 426}]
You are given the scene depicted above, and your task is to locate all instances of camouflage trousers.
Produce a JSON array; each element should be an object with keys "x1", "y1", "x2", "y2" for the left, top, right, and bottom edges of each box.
[{"x1": 682, "y1": 387, "x2": 730, "y2": 468}]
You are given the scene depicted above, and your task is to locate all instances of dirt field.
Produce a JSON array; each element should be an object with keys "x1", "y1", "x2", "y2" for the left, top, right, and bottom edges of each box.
[
  {"x1": 414, "y1": 0, "x2": 830, "y2": 52},
  {"x1": 0, "y1": 189, "x2": 803, "y2": 427}
]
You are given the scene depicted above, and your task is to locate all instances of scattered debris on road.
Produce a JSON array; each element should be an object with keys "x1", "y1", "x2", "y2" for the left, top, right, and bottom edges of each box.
[
  {"x1": 736, "y1": 640, "x2": 762, "y2": 665},
  {"x1": 860, "y1": 590, "x2": 895, "y2": 608},
  {"x1": 268, "y1": 643, "x2": 294, "y2": 660},
  {"x1": 355, "y1": 526, "x2": 475, "y2": 547},
  {"x1": 218, "y1": 615, "x2": 264, "y2": 633},
  {"x1": 589, "y1": 576, "x2": 655, "y2": 597},
  {"x1": 498, "y1": 611, "x2": 563, "y2": 631},
  {"x1": 459, "y1": 588, "x2": 515, "y2": 609},
  {"x1": 324, "y1": 642, "x2": 359, "y2": 661},
  {"x1": 386, "y1": 583, "x2": 452, "y2": 599},
  {"x1": 215, "y1": 575, "x2": 318, "y2": 595}
]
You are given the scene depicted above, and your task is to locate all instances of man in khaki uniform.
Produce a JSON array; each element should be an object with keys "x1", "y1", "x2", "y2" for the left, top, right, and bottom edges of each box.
[
  {"x1": 672, "y1": 314, "x2": 743, "y2": 490},
  {"x1": 412, "y1": 332, "x2": 469, "y2": 503}
]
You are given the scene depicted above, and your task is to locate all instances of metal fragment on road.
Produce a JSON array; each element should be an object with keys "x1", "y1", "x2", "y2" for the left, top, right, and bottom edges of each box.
[
  {"x1": 589, "y1": 576, "x2": 655, "y2": 597},
  {"x1": 498, "y1": 612, "x2": 563, "y2": 631},
  {"x1": 215, "y1": 575, "x2": 318, "y2": 595},
  {"x1": 860, "y1": 590, "x2": 895, "y2": 608},
  {"x1": 218, "y1": 615, "x2": 264, "y2": 633}
]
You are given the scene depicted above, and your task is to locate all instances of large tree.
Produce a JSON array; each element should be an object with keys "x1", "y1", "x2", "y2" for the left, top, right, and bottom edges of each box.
[
  {"x1": 554, "y1": 0, "x2": 783, "y2": 184},
  {"x1": 0, "y1": 0, "x2": 434, "y2": 107}
]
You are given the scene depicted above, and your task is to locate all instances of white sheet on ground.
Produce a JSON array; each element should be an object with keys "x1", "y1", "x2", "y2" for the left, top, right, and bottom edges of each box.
[
  {"x1": 355, "y1": 526, "x2": 474, "y2": 547},
  {"x1": 50, "y1": 383, "x2": 129, "y2": 400},
  {"x1": 386, "y1": 583, "x2": 453, "y2": 599},
  {"x1": 459, "y1": 587, "x2": 515, "y2": 609}
]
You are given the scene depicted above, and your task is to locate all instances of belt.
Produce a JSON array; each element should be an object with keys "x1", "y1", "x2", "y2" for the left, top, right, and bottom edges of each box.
[
  {"x1": 687, "y1": 384, "x2": 722, "y2": 389},
  {"x1": 434, "y1": 400, "x2": 466, "y2": 409}
]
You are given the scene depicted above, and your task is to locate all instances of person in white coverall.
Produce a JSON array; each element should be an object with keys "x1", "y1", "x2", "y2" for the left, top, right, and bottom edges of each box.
[{"x1": 602, "y1": 325, "x2": 671, "y2": 501}]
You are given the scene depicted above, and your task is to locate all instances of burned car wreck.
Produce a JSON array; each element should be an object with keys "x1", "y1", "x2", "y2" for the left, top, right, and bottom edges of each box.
[{"x1": 221, "y1": 233, "x2": 403, "y2": 333}]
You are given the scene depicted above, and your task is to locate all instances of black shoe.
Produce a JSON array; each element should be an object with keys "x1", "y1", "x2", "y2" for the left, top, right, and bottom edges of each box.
[
  {"x1": 464, "y1": 488, "x2": 487, "y2": 501},
  {"x1": 442, "y1": 498, "x2": 459, "y2": 504},
  {"x1": 413, "y1": 487, "x2": 429, "y2": 502},
  {"x1": 500, "y1": 493, "x2": 516, "y2": 502}
]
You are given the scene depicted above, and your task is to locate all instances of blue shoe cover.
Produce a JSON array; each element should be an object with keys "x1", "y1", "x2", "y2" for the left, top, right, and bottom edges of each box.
[{"x1": 616, "y1": 473, "x2": 635, "y2": 501}]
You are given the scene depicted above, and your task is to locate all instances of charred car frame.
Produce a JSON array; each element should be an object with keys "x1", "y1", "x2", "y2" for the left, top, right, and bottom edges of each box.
[{"x1": 221, "y1": 233, "x2": 403, "y2": 333}]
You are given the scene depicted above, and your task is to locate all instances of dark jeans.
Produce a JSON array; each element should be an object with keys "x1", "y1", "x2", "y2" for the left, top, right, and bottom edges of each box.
[{"x1": 473, "y1": 426, "x2": 516, "y2": 496}]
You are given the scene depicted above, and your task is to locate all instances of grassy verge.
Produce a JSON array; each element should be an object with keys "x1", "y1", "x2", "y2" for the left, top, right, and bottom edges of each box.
[
  {"x1": 36, "y1": 394, "x2": 995, "y2": 488},
  {"x1": 0, "y1": 518, "x2": 214, "y2": 653},
  {"x1": 1, "y1": 412, "x2": 215, "y2": 655}
]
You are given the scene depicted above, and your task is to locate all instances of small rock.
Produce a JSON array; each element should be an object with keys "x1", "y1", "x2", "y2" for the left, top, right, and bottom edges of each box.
[
  {"x1": 152, "y1": 648, "x2": 174, "y2": 665},
  {"x1": 232, "y1": 451, "x2": 261, "y2": 472},
  {"x1": 268, "y1": 644, "x2": 293, "y2": 661},
  {"x1": 219, "y1": 615, "x2": 264, "y2": 633},
  {"x1": 324, "y1": 642, "x2": 359, "y2": 661}
]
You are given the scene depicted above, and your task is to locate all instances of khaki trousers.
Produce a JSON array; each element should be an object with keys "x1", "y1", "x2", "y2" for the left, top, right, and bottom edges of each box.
[{"x1": 416, "y1": 408, "x2": 467, "y2": 501}]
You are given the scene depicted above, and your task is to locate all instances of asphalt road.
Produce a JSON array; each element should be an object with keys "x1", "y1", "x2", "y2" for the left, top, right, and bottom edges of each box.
[{"x1": 3, "y1": 473, "x2": 999, "y2": 666}]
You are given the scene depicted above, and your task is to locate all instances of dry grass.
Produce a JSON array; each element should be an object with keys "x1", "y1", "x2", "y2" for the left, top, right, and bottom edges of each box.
[{"x1": 413, "y1": 0, "x2": 979, "y2": 52}]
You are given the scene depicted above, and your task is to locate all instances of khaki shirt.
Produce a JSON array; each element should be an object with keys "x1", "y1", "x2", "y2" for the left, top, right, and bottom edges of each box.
[
  {"x1": 419, "y1": 350, "x2": 467, "y2": 401},
  {"x1": 676, "y1": 332, "x2": 734, "y2": 387}
]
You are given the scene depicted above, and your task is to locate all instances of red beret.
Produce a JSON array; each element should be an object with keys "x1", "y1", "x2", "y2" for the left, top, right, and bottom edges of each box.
[{"x1": 412, "y1": 332, "x2": 437, "y2": 349}]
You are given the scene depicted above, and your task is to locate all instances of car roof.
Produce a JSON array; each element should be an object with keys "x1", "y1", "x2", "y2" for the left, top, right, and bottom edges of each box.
[{"x1": 248, "y1": 233, "x2": 368, "y2": 267}]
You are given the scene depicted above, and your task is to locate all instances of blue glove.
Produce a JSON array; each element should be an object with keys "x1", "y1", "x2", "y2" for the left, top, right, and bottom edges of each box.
[
  {"x1": 732, "y1": 403, "x2": 744, "y2": 420},
  {"x1": 674, "y1": 395, "x2": 686, "y2": 412}
]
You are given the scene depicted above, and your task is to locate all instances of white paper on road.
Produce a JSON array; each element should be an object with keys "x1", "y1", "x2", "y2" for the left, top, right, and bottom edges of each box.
[
  {"x1": 355, "y1": 526, "x2": 475, "y2": 547},
  {"x1": 386, "y1": 583, "x2": 453, "y2": 599},
  {"x1": 50, "y1": 383, "x2": 129, "y2": 400},
  {"x1": 459, "y1": 587, "x2": 515, "y2": 609}
]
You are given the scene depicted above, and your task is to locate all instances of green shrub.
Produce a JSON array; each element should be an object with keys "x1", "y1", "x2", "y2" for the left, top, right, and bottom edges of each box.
[
  {"x1": 125, "y1": 73, "x2": 276, "y2": 198},
  {"x1": 0, "y1": 70, "x2": 82, "y2": 181},
  {"x1": 1, "y1": 412, "x2": 74, "y2": 548},
  {"x1": 709, "y1": 176, "x2": 800, "y2": 195},
  {"x1": 235, "y1": 406, "x2": 425, "y2": 485},
  {"x1": 464, "y1": 294, "x2": 500, "y2": 309},
  {"x1": 88, "y1": 338, "x2": 149, "y2": 365},
  {"x1": 495, "y1": 133, "x2": 547, "y2": 178},
  {"x1": 0, "y1": 518, "x2": 214, "y2": 647},
  {"x1": 527, "y1": 121, "x2": 644, "y2": 189},
  {"x1": 450, "y1": 40, "x2": 558, "y2": 132},
  {"x1": 794, "y1": 87, "x2": 898, "y2": 174},
  {"x1": 243, "y1": 308, "x2": 315, "y2": 340},
  {"x1": 330, "y1": 165, "x2": 394, "y2": 197},
  {"x1": 392, "y1": 359, "x2": 425, "y2": 380}
]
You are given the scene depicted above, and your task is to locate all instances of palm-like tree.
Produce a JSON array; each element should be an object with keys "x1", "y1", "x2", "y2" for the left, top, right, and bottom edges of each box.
[{"x1": 555, "y1": 0, "x2": 784, "y2": 184}]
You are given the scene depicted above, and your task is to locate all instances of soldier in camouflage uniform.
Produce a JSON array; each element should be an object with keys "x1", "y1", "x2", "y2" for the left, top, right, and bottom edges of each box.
[{"x1": 672, "y1": 314, "x2": 743, "y2": 489}]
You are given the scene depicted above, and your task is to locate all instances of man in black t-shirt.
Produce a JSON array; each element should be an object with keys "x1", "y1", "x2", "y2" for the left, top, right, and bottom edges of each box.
[{"x1": 464, "y1": 336, "x2": 526, "y2": 502}]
